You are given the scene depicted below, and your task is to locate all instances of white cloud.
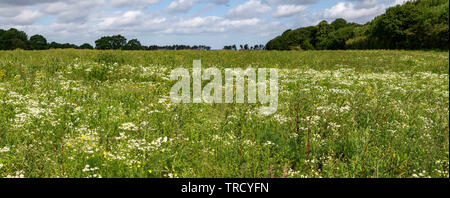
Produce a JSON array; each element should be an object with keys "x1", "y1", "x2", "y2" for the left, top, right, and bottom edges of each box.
[
  {"x1": 99, "y1": 11, "x2": 143, "y2": 29},
  {"x1": 348, "y1": 0, "x2": 380, "y2": 8},
  {"x1": 265, "y1": 0, "x2": 318, "y2": 5},
  {"x1": 166, "y1": 0, "x2": 201, "y2": 13},
  {"x1": 323, "y1": 2, "x2": 386, "y2": 21},
  {"x1": 226, "y1": 0, "x2": 271, "y2": 19},
  {"x1": 43, "y1": 0, "x2": 105, "y2": 23},
  {"x1": 0, "y1": 0, "x2": 60, "y2": 6},
  {"x1": 273, "y1": 4, "x2": 306, "y2": 18},
  {"x1": 12, "y1": 10, "x2": 44, "y2": 25},
  {"x1": 110, "y1": 0, "x2": 160, "y2": 7},
  {"x1": 98, "y1": 10, "x2": 167, "y2": 32}
]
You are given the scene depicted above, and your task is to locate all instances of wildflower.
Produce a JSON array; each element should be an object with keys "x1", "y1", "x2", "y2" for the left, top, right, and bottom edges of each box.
[{"x1": 119, "y1": 122, "x2": 139, "y2": 131}]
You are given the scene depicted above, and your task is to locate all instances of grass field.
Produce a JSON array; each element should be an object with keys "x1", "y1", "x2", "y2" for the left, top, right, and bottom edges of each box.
[{"x1": 0, "y1": 49, "x2": 448, "y2": 178}]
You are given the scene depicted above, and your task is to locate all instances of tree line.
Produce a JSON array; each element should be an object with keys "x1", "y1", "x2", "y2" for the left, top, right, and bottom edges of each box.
[
  {"x1": 223, "y1": 44, "x2": 265, "y2": 50},
  {"x1": 0, "y1": 30, "x2": 212, "y2": 51},
  {"x1": 266, "y1": 0, "x2": 449, "y2": 50}
]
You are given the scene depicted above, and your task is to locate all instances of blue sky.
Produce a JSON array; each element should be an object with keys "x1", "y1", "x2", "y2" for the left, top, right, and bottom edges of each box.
[{"x1": 0, "y1": 0, "x2": 406, "y2": 49}]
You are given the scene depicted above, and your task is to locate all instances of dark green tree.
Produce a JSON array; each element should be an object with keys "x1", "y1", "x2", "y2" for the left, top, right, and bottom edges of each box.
[
  {"x1": 79, "y1": 43, "x2": 94, "y2": 49},
  {"x1": 0, "y1": 28, "x2": 28, "y2": 50},
  {"x1": 328, "y1": 26, "x2": 357, "y2": 49},
  {"x1": 123, "y1": 39, "x2": 144, "y2": 50},
  {"x1": 95, "y1": 36, "x2": 112, "y2": 49},
  {"x1": 314, "y1": 20, "x2": 331, "y2": 50},
  {"x1": 370, "y1": 2, "x2": 421, "y2": 49},
  {"x1": 95, "y1": 35, "x2": 127, "y2": 50},
  {"x1": 330, "y1": 18, "x2": 348, "y2": 30},
  {"x1": 110, "y1": 35, "x2": 127, "y2": 49},
  {"x1": 301, "y1": 40, "x2": 314, "y2": 50},
  {"x1": 29, "y1": 34, "x2": 48, "y2": 50}
]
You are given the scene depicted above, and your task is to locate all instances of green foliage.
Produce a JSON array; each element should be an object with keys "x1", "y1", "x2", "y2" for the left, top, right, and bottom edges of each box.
[
  {"x1": 267, "y1": 0, "x2": 449, "y2": 50},
  {"x1": 79, "y1": 43, "x2": 94, "y2": 50},
  {"x1": 29, "y1": 34, "x2": 48, "y2": 50},
  {"x1": 370, "y1": 2, "x2": 422, "y2": 49},
  {"x1": 345, "y1": 36, "x2": 369, "y2": 50},
  {"x1": 301, "y1": 40, "x2": 314, "y2": 50},
  {"x1": 49, "y1": 42, "x2": 78, "y2": 49},
  {"x1": 327, "y1": 26, "x2": 356, "y2": 50},
  {"x1": 123, "y1": 39, "x2": 145, "y2": 50},
  {"x1": 330, "y1": 18, "x2": 348, "y2": 30},
  {"x1": 266, "y1": 19, "x2": 357, "y2": 50},
  {"x1": 95, "y1": 35, "x2": 127, "y2": 50},
  {"x1": 315, "y1": 21, "x2": 332, "y2": 50},
  {"x1": 0, "y1": 28, "x2": 28, "y2": 50},
  {"x1": 266, "y1": 26, "x2": 317, "y2": 50}
]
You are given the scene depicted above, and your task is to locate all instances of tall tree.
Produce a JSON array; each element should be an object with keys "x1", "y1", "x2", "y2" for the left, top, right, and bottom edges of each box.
[
  {"x1": 314, "y1": 20, "x2": 331, "y2": 50},
  {"x1": 123, "y1": 39, "x2": 144, "y2": 50},
  {"x1": 330, "y1": 18, "x2": 348, "y2": 30},
  {"x1": 0, "y1": 28, "x2": 28, "y2": 50},
  {"x1": 29, "y1": 34, "x2": 48, "y2": 50},
  {"x1": 95, "y1": 35, "x2": 127, "y2": 50},
  {"x1": 110, "y1": 35, "x2": 127, "y2": 49}
]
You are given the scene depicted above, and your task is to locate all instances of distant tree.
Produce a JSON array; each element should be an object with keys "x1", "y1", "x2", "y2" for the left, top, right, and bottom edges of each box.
[
  {"x1": 0, "y1": 28, "x2": 28, "y2": 50},
  {"x1": 95, "y1": 35, "x2": 127, "y2": 50},
  {"x1": 370, "y1": 2, "x2": 421, "y2": 49},
  {"x1": 330, "y1": 18, "x2": 348, "y2": 30},
  {"x1": 224, "y1": 45, "x2": 239, "y2": 50},
  {"x1": 62, "y1": 43, "x2": 78, "y2": 49},
  {"x1": 314, "y1": 20, "x2": 331, "y2": 50},
  {"x1": 267, "y1": 0, "x2": 448, "y2": 50},
  {"x1": 148, "y1": 45, "x2": 158, "y2": 50},
  {"x1": 370, "y1": 0, "x2": 448, "y2": 49},
  {"x1": 123, "y1": 39, "x2": 144, "y2": 50},
  {"x1": 147, "y1": 44, "x2": 211, "y2": 51},
  {"x1": 29, "y1": 34, "x2": 48, "y2": 50},
  {"x1": 79, "y1": 43, "x2": 94, "y2": 49},
  {"x1": 328, "y1": 26, "x2": 357, "y2": 49},
  {"x1": 301, "y1": 40, "x2": 314, "y2": 50},
  {"x1": 48, "y1": 42, "x2": 78, "y2": 49},
  {"x1": 110, "y1": 35, "x2": 127, "y2": 49},
  {"x1": 10, "y1": 38, "x2": 28, "y2": 50},
  {"x1": 95, "y1": 36, "x2": 111, "y2": 49}
]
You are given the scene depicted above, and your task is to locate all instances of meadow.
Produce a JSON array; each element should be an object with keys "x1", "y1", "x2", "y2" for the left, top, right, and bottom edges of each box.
[{"x1": 0, "y1": 49, "x2": 448, "y2": 178}]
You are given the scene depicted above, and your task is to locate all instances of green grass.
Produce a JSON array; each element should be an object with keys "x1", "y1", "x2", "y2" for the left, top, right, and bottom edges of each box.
[{"x1": 0, "y1": 49, "x2": 448, "y2": 178}]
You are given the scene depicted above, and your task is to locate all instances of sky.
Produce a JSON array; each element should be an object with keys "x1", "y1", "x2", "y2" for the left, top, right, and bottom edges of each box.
[{"x1": 0, "y1": 0, "x2": 408, "y2": 49}]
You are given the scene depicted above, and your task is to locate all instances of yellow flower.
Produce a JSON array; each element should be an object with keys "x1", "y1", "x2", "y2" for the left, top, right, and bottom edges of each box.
[
  {"x1": 148, "y1": 170, "x2": 152, "y2": 174},
  {"x1": 137, "y1": 164, "x2": 141, "y2": 168}
]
